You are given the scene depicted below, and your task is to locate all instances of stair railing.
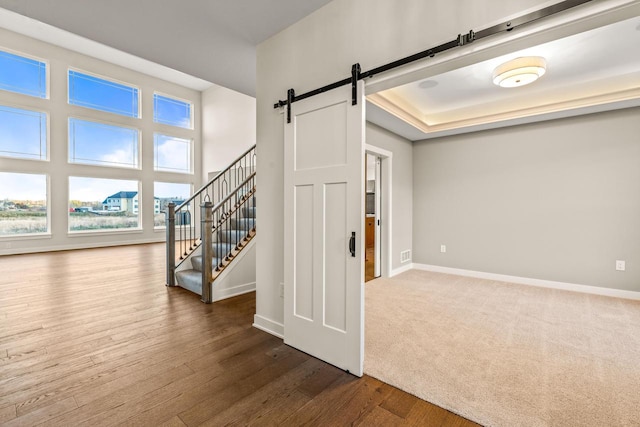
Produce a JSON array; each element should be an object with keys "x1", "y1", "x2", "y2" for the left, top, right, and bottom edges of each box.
[
  {"x1": 199, "y1": 172, "x2": 256, "y2": 302},
  {"x1": 166, "y1": 144, "x2": 255, "y2": 287}
]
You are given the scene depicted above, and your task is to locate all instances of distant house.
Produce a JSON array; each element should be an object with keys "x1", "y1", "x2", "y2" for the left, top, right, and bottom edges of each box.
[
  {"x1": 102, "y1": 192, "x2": 160, "y2": 214},
  {"x1": 103, "y1": 191, "x2": 138, "y2": 213}
]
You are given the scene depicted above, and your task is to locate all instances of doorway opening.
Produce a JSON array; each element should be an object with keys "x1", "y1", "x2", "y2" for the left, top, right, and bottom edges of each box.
[
  {"x1": 364, "y1": 144, "x2": 392, "y2": 282},
  {"x1": 365, "y1": 153, "x2": 381, "y2": 282}
]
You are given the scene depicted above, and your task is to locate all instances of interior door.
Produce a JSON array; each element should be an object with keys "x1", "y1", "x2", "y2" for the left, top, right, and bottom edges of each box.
[
  {"x1": 374, "y1": 156, "x2": 382, "y2": 278},
  {"x1": 284, "y1": 82, "x2": 365, "y2": 376}
]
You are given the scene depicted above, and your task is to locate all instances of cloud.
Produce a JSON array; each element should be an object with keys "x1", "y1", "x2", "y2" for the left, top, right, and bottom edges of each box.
[
  {"x1": 0, "y1": 172, "x2": 47, "y2": 200},
  {"x1": 156, "y1": 136, "x2": 190, "y2": 172},
  {"x1": 100, "y1": 148, "x2": 137, "y2": 166}
]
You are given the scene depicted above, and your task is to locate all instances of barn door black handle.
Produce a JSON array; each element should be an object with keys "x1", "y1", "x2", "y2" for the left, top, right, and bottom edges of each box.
[{"x1": 349, "y1": 232, "x2": 356, "y2": 257}]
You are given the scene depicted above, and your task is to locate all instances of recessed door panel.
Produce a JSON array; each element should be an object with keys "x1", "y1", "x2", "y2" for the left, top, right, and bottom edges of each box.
[
  {"x1": 294, "y1": 184, "x2": 314, "y2": 321},
  {"x1": 324, "y1": 182, "x2": 347, "y2": 332},
  {"x1": 295, "y1": 102, "x2": 347, "y2": 171}
]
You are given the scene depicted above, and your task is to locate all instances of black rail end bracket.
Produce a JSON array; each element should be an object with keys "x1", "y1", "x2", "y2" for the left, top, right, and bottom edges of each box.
[
  {"x1": 286, "y1": 88, "x2": 295, "y2": 124},
  {"x1": 351, "y1": 63, "x2": 361, "y2": 106}
]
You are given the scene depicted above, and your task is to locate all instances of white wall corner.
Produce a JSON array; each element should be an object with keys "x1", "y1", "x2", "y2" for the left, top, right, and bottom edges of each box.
[
  {"x1": 413, "y1": 264, "x2": 640, "y2": 301},
  {"x1": 391, "y1": 263, "x2": 414, "y2": 277},
  {"x1": 253, "y1": 314, "x2": 284, "y2": 339}
]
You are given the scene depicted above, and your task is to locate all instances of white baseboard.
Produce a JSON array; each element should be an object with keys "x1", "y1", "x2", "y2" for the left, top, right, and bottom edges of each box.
[
  {"x1": 413, "y1": 263, "x2": 640, "y2": 301},
  {"x1": 390, "y1": 263, "x2": 414, "y2": 277},
  {"x1": 213, "y1": 281, "x2": 255, "y2": 302},
  {"x1": 253, "y1": 314, "x2": 284, "y2": 339},
  {"x1": 0, "y1": 237, "x2": 165, "y2": 256}
]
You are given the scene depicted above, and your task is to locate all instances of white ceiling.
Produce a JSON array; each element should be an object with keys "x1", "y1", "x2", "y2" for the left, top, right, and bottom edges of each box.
[
  {"x1": 367, "y1": 15, "x2": 640, "y2": 141},
  {"x1": 0, "y1": 0, "x2": 333, "y2": 96}
]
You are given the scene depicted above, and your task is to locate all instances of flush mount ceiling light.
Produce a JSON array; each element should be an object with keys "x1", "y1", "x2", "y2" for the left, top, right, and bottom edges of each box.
[
  {"x1": 418, "y1": 79, "x2": 439, "y2": 89},
  {"x1": 492, "y1": 56, "x2": 547, "y2": 88}
]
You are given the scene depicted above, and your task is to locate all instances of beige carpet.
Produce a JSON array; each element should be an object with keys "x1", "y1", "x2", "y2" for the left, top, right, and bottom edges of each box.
[{"x1": 364, "y1": 269, "x2": 640, "y2": 427}]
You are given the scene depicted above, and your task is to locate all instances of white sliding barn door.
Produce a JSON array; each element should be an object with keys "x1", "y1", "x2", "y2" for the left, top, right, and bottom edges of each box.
[{"x1": 284, "y1": 82, "x2": 365, "y2": 376}]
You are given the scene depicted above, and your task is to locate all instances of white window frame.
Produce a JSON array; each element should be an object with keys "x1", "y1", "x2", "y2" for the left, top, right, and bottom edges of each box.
[
  {"x1": 0, "y1": 102, "x2": 50, "y2": 162},
  {"x1": 0, "y1": 47, "x2": 50, "y2": 99},
  {"x1": 68, "y1": 115, "x2": 141, "y2": 170},
  {"x1": 153, "y1": 91, "x2": 194, "y2": 129},
  {"x1": 68, "y1": 67, "x2": 141, "y2": 119}
]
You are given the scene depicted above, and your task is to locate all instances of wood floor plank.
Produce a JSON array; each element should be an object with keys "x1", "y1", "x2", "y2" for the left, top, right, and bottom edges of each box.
[
  {"x1": 177, "y1": 345, "x2": 309, "y2": 426},
  {"x1": 0, "y1": 356, "x2": 95, "y2": 404},
  {"x1": 314, "y1": 376, "x2": 395, "y2": 425},
  {"x1": 0, "y1": 404, "x2": 16, "y2": 423},
  {"x1": 244, "y1": 389, "x2": 312, "y2": 426},
  {"x1": 157, "y1": 415, "x2": 188, "y2": 427},
  {"x1": 85, "y1": 338, "x2": 291, "y2": 426},
  {"x1": 0, "y1": 243, "x2": 477, "y2": 426},
  {"x1": 45, "y1": 364, "x2": 195, "y2": 427},
  {"x1": 356, "y1": 405, "x2": 406, "y2": 426},
  {"x1": 406, "y1": 399, "x2": 455, "y2": 427},
  {"x1": 296, "y1": 361, "x2": 345, "y2": 399},
  {"x1": 3, "y1": 396, "x2": 77, "y2": 427},
  {"x1": 380, "y1": 386, "x2": 420, "y2": 419},
  {"x1": 279, "y1": 373, "x2": 360, "y2": 425},
  {"x1": 195, "y1": 357, "x2": 325, "y2": 426}
]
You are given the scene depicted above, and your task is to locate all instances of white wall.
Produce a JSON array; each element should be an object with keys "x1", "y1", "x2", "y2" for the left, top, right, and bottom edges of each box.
[
  {"x1": 212, "y1": 240, "x2": 257, "y2": 302},
  {"x1": 255, "y1": 0, "x2": 551, "y2": 332},
  {"x1": 0, "y1": 27, "x2": 201, "y2": 255},
  {"x1": 201, "y1": 85, "x2": 256, "y2": 183},
  {"x1": 413, "y1": 108, "x2": 640, "y2": 292},
  {"x1": 199, "y1": 85, "x2": 257, "y2": 300}
]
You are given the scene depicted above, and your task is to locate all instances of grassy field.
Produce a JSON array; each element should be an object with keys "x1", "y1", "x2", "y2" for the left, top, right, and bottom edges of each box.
[
  {"x1": 0, "y1": 211, "x2": 140, "y2": 234},
  {"x1": 69, "y1": 212, "x2": 138, "y2": 231},
  {"x1": 0, "y1": 211, "x2": 46, "y2": 235}
]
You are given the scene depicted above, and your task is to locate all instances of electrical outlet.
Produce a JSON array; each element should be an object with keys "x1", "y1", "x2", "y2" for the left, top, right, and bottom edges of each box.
[
  {"x1": 400, "y1": 250, "x2": 411, "y2": 263},
  {"x1": 616, "y1": 260, "x2": 626, "y2": 271},
  {"x1": 440, "y1": 245, "x2": 446, "y2": 253},
  {"x1": 279, "y1": 282, "x2": 284, "y2": 298}
]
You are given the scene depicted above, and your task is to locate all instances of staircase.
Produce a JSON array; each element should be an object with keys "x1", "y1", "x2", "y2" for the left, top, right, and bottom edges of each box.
[
  {"x1": 165, "y1": 145, "x2": 256, "y2": 302},
  {"x1": 175, "y1": 195, "x2": 256, "y2": 295}
]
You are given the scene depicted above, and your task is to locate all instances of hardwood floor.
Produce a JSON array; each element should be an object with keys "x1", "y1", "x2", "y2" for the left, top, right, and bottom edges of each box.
[
  {"x1": 0, "y1": 243, "x2": 479, "y2": 426},
  {"x1": 365, "y1": 247, "x2": 375, "y2": 282}
]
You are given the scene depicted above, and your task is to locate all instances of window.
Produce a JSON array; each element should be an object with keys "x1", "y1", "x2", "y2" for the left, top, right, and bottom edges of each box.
[
  {"x1": 154, "y1": 181, "x2": 191, "y2": 227},
  {"x1": 1, "y1": 39, "x2": 199, "y2": 249},
  {"x1": 68, "y1": 70, "x2": 139, "y2": 117},
  {"x1": 68, "y1": 118, "x2": 139, "y2": 169},
  {"x1": 0, "y1": 105, "x2": 47, "y2": 160},
  {"x1": 69, "y1": 177, "x2": 139, "y2": 232},
  {"x1": 153, "y1": 93, "x2": 192, "y2": 129},
  {"x1": 0, "y1": 50, "x2": 47, "y2": 98},
  {"x1": 0, "y1": 172, "x2": 47, "y2": 236},
  {"x1": 154, "y1": 133, "x2": 192, "y2": 174}
]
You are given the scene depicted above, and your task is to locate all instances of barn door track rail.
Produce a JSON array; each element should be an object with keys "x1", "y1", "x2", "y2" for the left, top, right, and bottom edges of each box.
[{"x1": 274, "y1": 0, "x2": 593, "y2": 123}]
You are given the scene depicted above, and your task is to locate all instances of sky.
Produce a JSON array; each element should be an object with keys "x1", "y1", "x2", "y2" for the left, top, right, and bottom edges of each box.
[
  {"x1": 1, "y1": 54, "x2": 193, "y2": 203},
  {"x1": 68, "y1": 177, "x2": 138, "y2": 203},
  {"x1": 0, "y1": 172, "x2": 46, "y2": 200}
]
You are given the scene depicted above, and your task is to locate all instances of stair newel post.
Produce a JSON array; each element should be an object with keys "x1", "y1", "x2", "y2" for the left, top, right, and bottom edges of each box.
[
  {"x1": 166, "y1": 203, "x2": 176, "y2": 287},
  {"x1": 200, "y1": 201, "x2": 214, "y2": 304}
]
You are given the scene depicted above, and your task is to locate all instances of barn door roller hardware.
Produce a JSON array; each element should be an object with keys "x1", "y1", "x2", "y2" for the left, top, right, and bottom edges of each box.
[{"x1": 275, "y1": 0, "x2": 593, "y2": 121}]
